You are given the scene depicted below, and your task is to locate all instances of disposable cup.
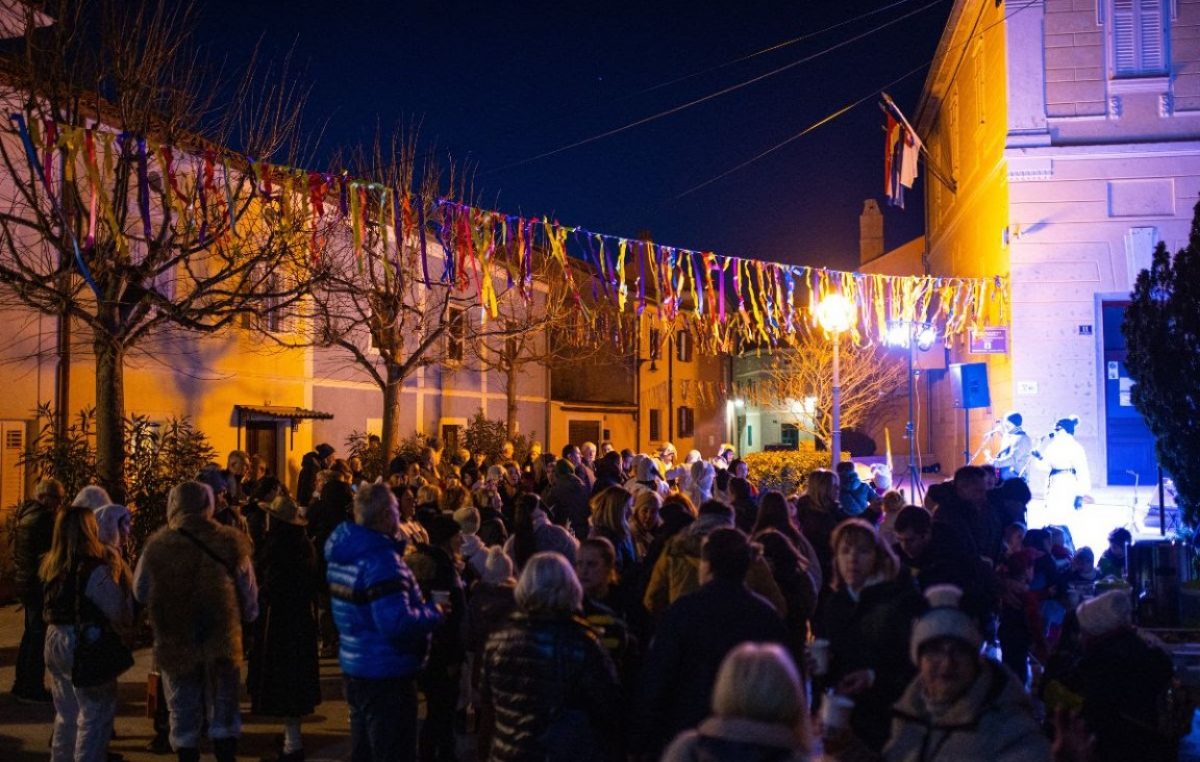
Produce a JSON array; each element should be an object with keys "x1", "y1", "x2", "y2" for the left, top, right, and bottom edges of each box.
[
  {"x1": 822, "y1": 694, "x2": 855, "y2": 730},
  {"x1": 809, "y1": 638, "x2": 831, "y2": 676}
]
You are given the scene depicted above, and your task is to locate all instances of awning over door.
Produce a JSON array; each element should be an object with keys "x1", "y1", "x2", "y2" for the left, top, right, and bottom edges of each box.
[{"x1": 235, "y1": 405, "x2": 334, "y2": 449}]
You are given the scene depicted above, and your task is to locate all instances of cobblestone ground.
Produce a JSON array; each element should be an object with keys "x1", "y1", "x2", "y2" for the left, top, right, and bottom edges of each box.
[{"x1": 0, "y1": 603, "x2": 478, "y2": 761}]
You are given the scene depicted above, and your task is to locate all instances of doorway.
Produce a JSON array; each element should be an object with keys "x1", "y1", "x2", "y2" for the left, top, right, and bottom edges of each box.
[
  {"x1": 245, "y1": 421, "x2": 282, "y2": 477},
  {"x1": 1101, "y1": 302, "x2": 1157, "y2": 486}
]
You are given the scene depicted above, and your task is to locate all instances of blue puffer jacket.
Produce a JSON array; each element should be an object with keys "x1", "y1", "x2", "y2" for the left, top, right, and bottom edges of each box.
[{"x1": 325, "y1": 522, "x2": 442, "y2": 679}]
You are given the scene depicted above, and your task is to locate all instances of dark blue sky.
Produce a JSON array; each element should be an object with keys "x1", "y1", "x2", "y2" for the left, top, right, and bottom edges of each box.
[{"x1": 196, "y1": 1, "x2": 951, "y2": 273}]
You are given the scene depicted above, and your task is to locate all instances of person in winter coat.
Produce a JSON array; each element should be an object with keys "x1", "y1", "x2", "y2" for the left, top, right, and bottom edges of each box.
[
  {"x1": 685, "y1": 460, "x2": 716, "y2": 511},
  {"x1": 41, "y1": 505, "x2": 134, "y2": 762},
  {"x1": 795, "y1": 469, "x2": 844, "y2": 583},
  {"x1": 662, "y1": 643, "x2": 812, "y2": 762},
  {"x1": 630, "y1": 490, "x2": 663, "y2": 559},
  {"x1": 465, "y1": 546, "x2": 518, "y2": 746},
  {"x1": 588, "y1": 486, "x2": 638, "y2": 575},
  {"x1": 814, "y1": 519, "x2": 923, "y2": 753},
  {"x1": 754, "y1": 529, "x2": 817, "y2": 661},
  {"x1": 479, "y1": 552, "x2": 622, "y2": 762},
  {"x1": 863, "y1": 585, "x2": 1051, "y2": 762},
  {"x1": 643, "y1": 500, "x2": 786, "y2": 617},
  {"x1": 297, "y1": 443, "x2": 335, "y2": 506},
  {"x1": 752, "y1": 491, "x2": 823, "y2": 594},
  {"x1": 10, "y1": 477, "x2": 64, "y2": 703},
  {"x1": 591, "y1": 450, "x2": 626, "y2": 496},
  {"x1": 836, "y1": 462, "x2": 874, "y2": 518},
  {"x1": 624, "y1": 454, "x2": 669, "y2": 497},
  {"x1": 504, "y1": 494, "x2": 578, "y2": 571},
  {"x1": 324, "y1": 483, "x2": 444, "y2": 762},
  {"x1": 728, "y1": 477, "x2": 758, "y2": 534},
  {"x1": 637, "y1": 528, "x2": 790, "y2": 755},
  {"x1": 133, "y1": 481, "x2": 259, "y2": 762},
  {"x1": 407, "y1": 515, "x2": 467, "y2": 762},
  {"x1": 454, "y1": 506, "x2": 489, "y2": 582},
  {"x1": 1061, "y1": 590, "x2": 1178, "y2": 762},
  {"x1": 307, "y1": 477, "x2": 356, "y2": 657},
  {"x1": 247, "y1": 496, "x2": 321, "y2": 762},
  {"x1": 240, "y1": 475, "x2": 281, "y2": 551},
  {"x1": 543, "y1": 458, "x2": 590, "y2": 538}
]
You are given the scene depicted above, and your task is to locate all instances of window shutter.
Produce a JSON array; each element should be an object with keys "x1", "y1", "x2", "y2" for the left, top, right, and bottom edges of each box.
[
  {"x1": 1113, "y1": 0, "x2": 1137, "y2": 75},
  {"x1": 1139, "y1": 0, "x2": 1165, "y2": 72}
]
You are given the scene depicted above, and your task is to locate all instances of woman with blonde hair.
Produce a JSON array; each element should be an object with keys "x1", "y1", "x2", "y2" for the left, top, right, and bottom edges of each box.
[
  {"x1": 588, "y1": 486, "x2": 636, "y2": 573},
  {"x1": 41, "y1": 506, "x2": 134, "y2": 762},
  {"x1": 479, "y1": 552, "x2": 620, "y2": 761},
  {"x1": 630, "y1": 490, "x2": 663, "y2": 558},
  {"x1": 794, "y1": 469, "x2": 842, "y2": 582},
  {"x1": 814, "y1": 518, "x2": 922, "y2": 752},
  {"x1": 662, "y1": 642, "x2": 811, "y2": 761}
]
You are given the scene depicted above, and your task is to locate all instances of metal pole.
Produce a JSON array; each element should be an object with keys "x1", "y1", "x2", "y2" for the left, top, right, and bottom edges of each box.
[
  {"x1": 1159, "y1": 465, "x2": 1166, "y2": 537},
  {"x1": 963, "y1": 409, "x2": 970, "y2": 466},
  {"x1": 831, "y1": 331, "x2": 841, "y2": 468},
  {"x1": 906, "y1": 331, "x2": 918, "y2": 501}
]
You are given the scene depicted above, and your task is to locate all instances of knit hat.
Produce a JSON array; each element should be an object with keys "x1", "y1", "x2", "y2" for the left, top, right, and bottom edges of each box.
[
  {"x1": 1075, "y1": 590, "x2": 1133, "y2": 637},
  {"x1": 1005, "y1": 411, "x2": 1023, "y2": 427},
  {"x1": 482, "y1": 545, "x2": 515, "y2": 586},
  {"x1": 910, "y1": 584, "x2": 982, "y2": 663},
  {"x1": 428, "y1": 513, "x2": 462, "y2": 546},
  {"x1": 315, "y1": 443, "x2": 335, "y2": 459},
  {"x1": 636, "y1": 456, "x2": 660, "y2": 482},
  {"x1": 1055, "y1": 416, "x2": 1079, "y2": 436},
  {"x1": 93, "y1": 503, "x2": 131, "y2": 546},
  {"x1": 453, "y1": 505, "x2": 480, "y2": 535}
]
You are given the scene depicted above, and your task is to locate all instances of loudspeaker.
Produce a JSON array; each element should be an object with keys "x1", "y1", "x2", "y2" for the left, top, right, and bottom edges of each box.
[{"x1": 949, "y1": 362, "x2": 990, "y2": 409}]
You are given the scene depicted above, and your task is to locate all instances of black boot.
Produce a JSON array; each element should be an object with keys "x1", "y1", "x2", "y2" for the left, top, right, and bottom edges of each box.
[
  {"x1": 213, "y1": 738, "x2": 238, "y2": 762},
  {"x1": 176, "y1": 749, "x2": 199, "y2": 762}
]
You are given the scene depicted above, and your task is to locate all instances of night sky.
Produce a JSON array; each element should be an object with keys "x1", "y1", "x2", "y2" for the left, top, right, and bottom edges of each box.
[{"x1": 195, "y1": 1, "x2": 952, "y2": 273}]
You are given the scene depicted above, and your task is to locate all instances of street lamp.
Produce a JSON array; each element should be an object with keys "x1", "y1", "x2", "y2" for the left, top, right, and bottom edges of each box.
[
  {"x1": 886, "y1": 319, "x2": 936, "y2": 502},
  {"x1": 815, "y1": 293, "x2": 855, "y2": 468}
]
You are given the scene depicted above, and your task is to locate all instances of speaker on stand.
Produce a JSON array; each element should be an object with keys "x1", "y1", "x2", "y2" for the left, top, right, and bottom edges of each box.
[{"x1": 949, "y1": 362, "x2": 991, "y2": 465}]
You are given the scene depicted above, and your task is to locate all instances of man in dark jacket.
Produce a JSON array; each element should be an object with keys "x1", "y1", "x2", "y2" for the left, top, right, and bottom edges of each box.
[
  {"x1": 894, "y1": 505, "x2": 997, "y2": 629},
  {"x1": 544, "y1": 458, "x2": 590, "y2": 538},
  {"x1": 10, "y1": 478, "x2": 64, "y2": 703},
  {"x1": 407, "y1": 515, "x2": 467, "y2": 762},
  {"x1": 326, "y1": 483, "x2": 444, "y2": 762},
  {"x1": 297, "y1": 443, "x2": 335, "y2": 506},
  {"x1": 932, "y1": 466, "x2": 1000, "y2": 562},
  {"x1": 636, "y1": 528, "x2": 788, "y2": 755}
]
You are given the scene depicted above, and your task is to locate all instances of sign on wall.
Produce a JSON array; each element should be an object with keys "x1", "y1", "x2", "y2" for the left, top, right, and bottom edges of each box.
[{"x1": 969, "y1": 326, "x2": 1009, "y2": 354}]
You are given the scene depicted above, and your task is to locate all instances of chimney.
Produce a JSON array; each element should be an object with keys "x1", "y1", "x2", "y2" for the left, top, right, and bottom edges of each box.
[{"x1": 859, "y1": 199, "x2": 884, "y2": 265}]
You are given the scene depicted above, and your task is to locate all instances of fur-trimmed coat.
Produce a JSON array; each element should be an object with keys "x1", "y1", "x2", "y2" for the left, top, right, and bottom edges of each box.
[{"x1": 133, "y1": 515, "x2": 258, "y2": 675}]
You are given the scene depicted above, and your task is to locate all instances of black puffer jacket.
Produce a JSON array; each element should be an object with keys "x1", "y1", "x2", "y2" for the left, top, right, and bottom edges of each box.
[
  {"x1": 12, "y1": 499, "x2": 55, "y2": 597},
  {"x1": 481, "y1": 611, "x2": 621, "y2": 762}
]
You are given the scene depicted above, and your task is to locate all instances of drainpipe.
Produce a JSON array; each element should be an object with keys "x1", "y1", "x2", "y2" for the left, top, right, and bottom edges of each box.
[{"x1": 668, "y1": 333, "x2": 675, "y2": 441}]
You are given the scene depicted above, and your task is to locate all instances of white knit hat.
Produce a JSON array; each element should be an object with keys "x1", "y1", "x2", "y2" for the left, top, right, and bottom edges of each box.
[
  {"x1": 1075, "y1": 590, "x2": 1133, "y2": 637},
  {"x1": 910, "y1": 584, "x2": 982, "y2": 663},
  {"x1": 482, "y1": 546, "x2": 515, "y2": 586},
  {"x1": 453, "y1": 505, "x2": 480, "y2": 535}
]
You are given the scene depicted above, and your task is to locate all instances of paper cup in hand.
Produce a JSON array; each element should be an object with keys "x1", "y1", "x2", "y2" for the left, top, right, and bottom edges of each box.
[
  {"x1": 822, "y1": 695, "x2": 855, "y2": 730},
  {"x1": 809, "y1": 639, "x2": 831, "y2": 676}
]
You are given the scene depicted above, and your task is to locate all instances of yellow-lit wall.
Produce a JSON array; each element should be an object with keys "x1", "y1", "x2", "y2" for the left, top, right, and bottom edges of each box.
[{"x1": 918, "y1": 0, "x2": 1012, "y2": 473}]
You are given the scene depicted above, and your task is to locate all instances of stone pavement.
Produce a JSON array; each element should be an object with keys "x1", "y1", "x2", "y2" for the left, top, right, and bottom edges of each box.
[{"x1": 0, "y1": 603, "x2": 478, "y2": 761}]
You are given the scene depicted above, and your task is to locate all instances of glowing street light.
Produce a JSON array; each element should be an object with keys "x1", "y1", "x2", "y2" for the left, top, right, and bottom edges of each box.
[{"x1": 816, "y1": 293, "x2": 855, "y2": 467}]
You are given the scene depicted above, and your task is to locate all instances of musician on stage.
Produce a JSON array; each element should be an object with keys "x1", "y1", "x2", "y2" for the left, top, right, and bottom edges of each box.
[
  {"x1": 1033, "y1": 415, "x2": 1092, "y2": 524},
  {"x1": 990, "y1": 412, "x2": 1033, "y2": 482}
]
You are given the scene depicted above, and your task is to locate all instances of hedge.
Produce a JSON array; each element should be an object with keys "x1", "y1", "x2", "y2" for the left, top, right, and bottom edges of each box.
[{"x1": 743, "y1": 448, "x2": 840, "y2": 496}]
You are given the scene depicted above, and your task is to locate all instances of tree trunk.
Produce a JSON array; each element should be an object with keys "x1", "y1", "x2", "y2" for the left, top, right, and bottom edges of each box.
[
  {"x1": 381, "y1": 365, "x2": 404, "y2": 461},
  {"x1": 94, "y1": 337, "x2": 126, "y2": 503},
  {"x1": 505, "y1": 369, "x2": 518, "y2": 439}
]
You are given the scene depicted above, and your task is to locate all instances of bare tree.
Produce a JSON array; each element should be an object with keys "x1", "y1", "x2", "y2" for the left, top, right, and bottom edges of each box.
[
  {"x1": 466, "y1": 254, "x2": 598, "y2": 438},
  {"x1": 744, "y1": 326, "x2": 906, "y2": 447},
  {"x1": 0, "y1": 0, "x2": 327, "y2": 497},
  {"x1": 304, "y1": 129, "x2": 476, "y2": 459}
]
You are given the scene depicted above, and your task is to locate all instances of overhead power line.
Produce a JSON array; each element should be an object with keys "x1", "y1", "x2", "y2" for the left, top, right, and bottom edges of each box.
[{"x1": 481, "y1": 0, "x2": 950, "y2": 176}]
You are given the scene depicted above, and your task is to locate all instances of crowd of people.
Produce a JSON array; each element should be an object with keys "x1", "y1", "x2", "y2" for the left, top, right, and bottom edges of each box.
[{"x1": 7, "y1": 437, "x2": 1192, "y2": 761}]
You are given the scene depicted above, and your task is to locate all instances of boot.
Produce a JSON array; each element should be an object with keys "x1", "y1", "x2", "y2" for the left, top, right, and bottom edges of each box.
[
  {"x1": 176, "y1": 749, "x2": 199, "y2": 762},
  {"x1": 213, "y1": 738, "x2": 238, "y2": 762}
]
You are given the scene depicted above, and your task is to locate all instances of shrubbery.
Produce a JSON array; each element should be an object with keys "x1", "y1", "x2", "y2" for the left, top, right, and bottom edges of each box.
[{"x1": 744, "y1": 447, "x2": 838, "y2": 496}]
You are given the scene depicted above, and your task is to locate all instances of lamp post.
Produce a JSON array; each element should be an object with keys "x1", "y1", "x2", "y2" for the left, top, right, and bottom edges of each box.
[{"x1": 816, "y1": 294, "x2": 855, "y2": 468}]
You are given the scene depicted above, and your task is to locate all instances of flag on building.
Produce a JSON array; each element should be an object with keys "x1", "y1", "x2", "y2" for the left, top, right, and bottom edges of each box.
[{"x1": 883, "y1": 102, "x2": 922, "y2": 209}]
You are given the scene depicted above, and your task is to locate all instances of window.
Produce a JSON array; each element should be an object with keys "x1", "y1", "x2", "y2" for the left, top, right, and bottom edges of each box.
[
  {"x1": 649, "y1": 328, "x2": 661, "y2": 362},
  {"x1": 677, "y1": 406, "x2": 695, "y2": 438},
  {"x1": 676, "y1": 331, "x2": 693, "y2": 362},
  {"x1": 1111, "y1": 0, "x2": 1167, "y2": 77},
  {"x1": 649, "y1": 409, "x2": 661, "y2": 442},
  {"x1": 446, "y1": 307, "x2": 465, "y2": 362},
  {"x1": 747, "y1": 425, "x2": 753, "y2": 447}
]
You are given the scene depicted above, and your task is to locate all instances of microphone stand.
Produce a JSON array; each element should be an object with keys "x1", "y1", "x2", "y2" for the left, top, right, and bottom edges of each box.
[{"x1": 969, "y1": 426, "x2": 1002, "y2": 465}]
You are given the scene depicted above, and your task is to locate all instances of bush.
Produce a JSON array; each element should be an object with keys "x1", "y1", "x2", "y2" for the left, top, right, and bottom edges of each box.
[
  {"x1": 744, "y1": 447, "x2": 840, "y2": 496},
  {"x1": 464, "y1": 410, "x2": 535, "y2": 465}
]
